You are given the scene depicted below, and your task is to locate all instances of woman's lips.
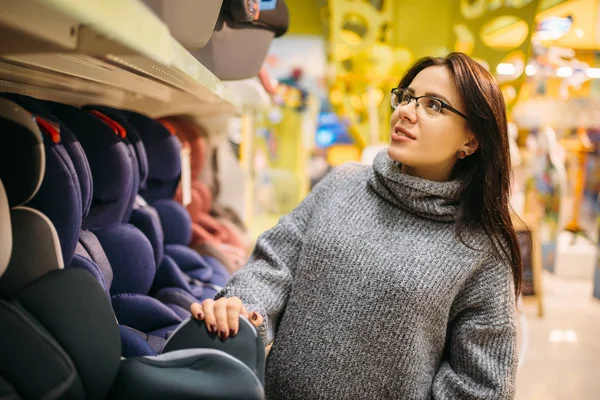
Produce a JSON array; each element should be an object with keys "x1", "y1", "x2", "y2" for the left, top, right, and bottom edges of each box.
[{"x1": 391, "y1": 126, "x2": 416, "y2": 141}]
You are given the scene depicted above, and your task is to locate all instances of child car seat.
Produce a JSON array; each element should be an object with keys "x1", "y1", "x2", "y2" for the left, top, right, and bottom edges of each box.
[
  {"x1": 33, "y1": 100, "x2": 194, "y2": 341},
  {"x1": 86, "y1": 106, "x2": 228, "y2": 299},
  {"x1": 0, "y1": 95, "x2": 190, "y2": 356},
  {"x1": 160, "y1": 116, "x2": 249, "y2": 274},
  {"x1": 0, "y1": 104, "x2": 265, "y2": 398},
  {"x1": 192, "y1": 0, "x2": 289, "y2": 80},
  {"x1": 122, "y1": 111, "x2": 233, "y2": 291}
]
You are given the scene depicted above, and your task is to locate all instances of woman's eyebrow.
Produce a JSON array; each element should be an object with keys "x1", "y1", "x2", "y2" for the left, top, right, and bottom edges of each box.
[
  {"x1": 406, "y1": 87, "x2": 453, "y2": 105},
  {"x1": 424, "y1": 92, "x2": 452, "y2": 105}
]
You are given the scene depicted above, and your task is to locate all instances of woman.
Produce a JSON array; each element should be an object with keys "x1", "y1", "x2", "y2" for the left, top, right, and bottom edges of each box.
[{"x1": 191, "y1": 52, "x2": 521, "y2": 399}]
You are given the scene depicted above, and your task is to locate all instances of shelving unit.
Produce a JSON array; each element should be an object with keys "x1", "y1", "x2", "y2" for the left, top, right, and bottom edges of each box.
[
  {"x1": 0, "y1": 0, "x2": 240, "y2": 118},
  {"x1": 225, "y1": 78, "x2": 272, "y2": 110}
]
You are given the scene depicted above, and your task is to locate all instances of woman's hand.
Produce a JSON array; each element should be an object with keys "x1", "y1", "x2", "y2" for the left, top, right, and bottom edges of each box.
[{"x1": 190, "y1": 297, "x2": 263, "y2": 341}]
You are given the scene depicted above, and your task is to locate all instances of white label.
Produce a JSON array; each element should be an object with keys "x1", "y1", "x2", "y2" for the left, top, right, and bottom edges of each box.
[{"x1": 180, "y1": 146, "x2": 192, "y2": 207}]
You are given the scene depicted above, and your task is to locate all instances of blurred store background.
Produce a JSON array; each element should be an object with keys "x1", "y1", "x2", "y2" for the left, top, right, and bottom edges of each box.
[
  {"x1": 248, "y1": 1, "x2": 600, "y2": 398},
  {"x1": 1, "y1": 0, "x2": 599, "y2": 398}
]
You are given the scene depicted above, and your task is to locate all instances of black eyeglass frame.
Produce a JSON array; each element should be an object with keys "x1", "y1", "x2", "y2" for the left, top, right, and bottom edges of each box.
[{"x1": 390, "y1": 88, "x2": 469, "y2": 120}]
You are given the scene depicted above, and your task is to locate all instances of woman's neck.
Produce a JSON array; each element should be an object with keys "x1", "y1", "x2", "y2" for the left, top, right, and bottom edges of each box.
[
  {"x1": 400, "y1": 163, "x2": 454, "y2": 182},
  {"x1": 370, "y1": 150, "x2": 461, "y2": 221}
]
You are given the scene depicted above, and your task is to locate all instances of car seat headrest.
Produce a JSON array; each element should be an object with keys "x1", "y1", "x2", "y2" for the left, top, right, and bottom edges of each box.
[
  {"x1": 191, "y1": 12, "x2": 275, "y2": 80},
  {"x1": 122, "y1": 111, "x2": 181, "y2": 201},
  {"x1": 142, "y1": 0, "x2": 224, "y2": 50},
  {"x1": 0, "y1": 207, "x2": 64, "y2": 297},
  {"x1": 226, "y1": 0, "x2": 260, "y2": 22},
  {"x1": 0, "y1": 181, "x2": 11, "y2": 278},
  {"x1": 0, "y1": 94, "x2": 89, "y2": 266},
  {"x1": 224, "y1": 0, "x2": 288, "y2": 37},
  {"x1": 0, "y1": 100, "x2": 64, "y2": 297},
  {"x1": 160, "y1": 117, "x2": 207, "y2": 181},
  {"x1": 40, "y1": 102, "x2": 135, "y2": 229},
  {"x1": 0, "y1": 99, "x2": 45, "y2": 208},
  {"x1": 0, "y1": 93, "x2": 94, "y2": 220},
  {"x1": 85, "y1": 106, "x2": 149, "y2": 190},
  {"x1": 255, "y1": 0, "x2": 289, "y2": 37}
]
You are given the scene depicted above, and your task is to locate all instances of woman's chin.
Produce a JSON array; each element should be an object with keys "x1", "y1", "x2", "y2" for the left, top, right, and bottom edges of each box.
[{"x1": 387, "y1": 145, "x2": 407, "y2": 164}]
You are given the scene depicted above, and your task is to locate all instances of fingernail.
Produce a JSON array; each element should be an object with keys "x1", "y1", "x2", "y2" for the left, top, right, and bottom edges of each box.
[
  {"x1": 209, "y1": 324, "x2": 216, "y2": 333},
  {"x1": 220, "y1": 330, "x2": 228, "y2": 340},
  {"x1": 196, "y1": 312, "x2": 204, "y2": 320},
  {"x1": 230, "y1": 329, "x2": 236, "y2": 337},
  {"x1": 251, "y1": 312, "x2": 258, "y2": 321}
]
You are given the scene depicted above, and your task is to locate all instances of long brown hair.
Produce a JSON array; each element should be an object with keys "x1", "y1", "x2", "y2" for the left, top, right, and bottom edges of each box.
[{"x1": 397, "y1": 52, "x2": 522, "y2": 296}]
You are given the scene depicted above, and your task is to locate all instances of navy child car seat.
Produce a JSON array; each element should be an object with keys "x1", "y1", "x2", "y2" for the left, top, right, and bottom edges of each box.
[
  {"x1": 0, "y1": 98, "x2": 265, "y2": 399},
  {"x1": 124, "y1": 111, "x2": 230, "y2": 291},
  {"x1": 83, "y1": 106, "x2": 219, "y2": 303},
  {"x1": 31, "y1": 100, "x2": 191, "y2": 341},
  {"x1": 0, "y1": 94, "x2": 186, "y2": 355}
]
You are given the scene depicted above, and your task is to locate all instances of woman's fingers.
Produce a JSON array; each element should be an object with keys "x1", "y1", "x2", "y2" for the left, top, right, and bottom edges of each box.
[
  {"x1": 200, "y1": 299, "x2": 217, "y2": 334},
  {"x1": 214, "y1": 297, "x2": 235, "y2": 340},
  {"x1": 225, "y1": 297, "x2": 245, "y2": 338},
  {"x1": 249, "y1": 311, "x2": 264, "y2": 328},
  {"x1": 190, "y1": 302, "x2": 204, "y2": 320},
  {"x1": 240, "y1": 304, "x2": 249, "y2": 319},
  {"x1": 190, "y1": 297, "x2": 263, "y2": 340}
]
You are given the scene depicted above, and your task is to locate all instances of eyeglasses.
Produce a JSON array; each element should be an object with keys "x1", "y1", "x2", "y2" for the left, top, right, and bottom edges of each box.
[{"x1": 390, "y1": 88, "x2": 469, "y2": 120}]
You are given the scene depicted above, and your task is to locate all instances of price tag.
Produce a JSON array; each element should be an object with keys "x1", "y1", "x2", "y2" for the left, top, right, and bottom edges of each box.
[{"x1": 181, "y1": 146, "x2": 192, "y2": 207}]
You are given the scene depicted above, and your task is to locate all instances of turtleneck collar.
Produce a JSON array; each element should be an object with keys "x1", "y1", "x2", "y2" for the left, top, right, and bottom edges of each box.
[{"x1": 368, "y1": 150, "x2": 461, "y2": 222}]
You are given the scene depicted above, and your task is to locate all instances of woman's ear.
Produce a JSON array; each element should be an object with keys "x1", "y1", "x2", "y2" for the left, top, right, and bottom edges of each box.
[{"x1": 464, "y1": 133, "x2": 479, "y2": 154}]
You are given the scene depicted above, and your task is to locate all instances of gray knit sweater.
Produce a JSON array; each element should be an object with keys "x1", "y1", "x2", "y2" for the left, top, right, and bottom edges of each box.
[{"x1": 217, "y1": 150, "x2": 518, "y2": 399}]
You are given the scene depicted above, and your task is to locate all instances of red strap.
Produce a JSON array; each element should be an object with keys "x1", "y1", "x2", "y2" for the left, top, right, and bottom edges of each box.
[
  {"x1": 253, "y1": 1, "x2": 260, "y2": 20},
  {"x1": 89, "y1": 110, "x2": 127, "y2": 138},
  {"x1": 158, "y1": 119, "x2": 177, "y2": 136},
  {"x1": 35, "y1": 116, "x2": 61, "y2": 144}
]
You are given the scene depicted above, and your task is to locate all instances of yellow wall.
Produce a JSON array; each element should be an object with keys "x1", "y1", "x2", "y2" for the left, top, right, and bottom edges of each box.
[
  {"x1": 391, "y1": 1, "x2": 456, "y2": 58},
  {"x1": 284, "y1": 0, "x2": 325, "y2": 36}
]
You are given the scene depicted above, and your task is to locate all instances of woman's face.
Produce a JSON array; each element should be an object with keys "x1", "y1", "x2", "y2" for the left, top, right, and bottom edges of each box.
[{"x1": 388, "y1": 65, "x2": 476, "y2": 182}]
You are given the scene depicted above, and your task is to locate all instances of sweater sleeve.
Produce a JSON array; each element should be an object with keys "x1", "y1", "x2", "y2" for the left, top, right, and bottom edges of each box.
[
  {"x1": 215, "y1": 165, "x2": 347, "y2": 345},
  {"x1": 432, "y1": 255, "x2": 518, "y2": 400}
]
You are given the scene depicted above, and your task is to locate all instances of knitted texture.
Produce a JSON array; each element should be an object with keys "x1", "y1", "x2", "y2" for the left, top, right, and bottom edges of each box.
[{"x1": 217, "y1": 150, "x2": 518, "y2": 399}]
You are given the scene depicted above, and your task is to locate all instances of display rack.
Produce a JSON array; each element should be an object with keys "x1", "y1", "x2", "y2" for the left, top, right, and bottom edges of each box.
[
  {"x1": 0, "y1": 0, "x2": 240, "y2": 118},
  {"x1": 225, "y1": 78, "x2": 272, "y2": 110}
]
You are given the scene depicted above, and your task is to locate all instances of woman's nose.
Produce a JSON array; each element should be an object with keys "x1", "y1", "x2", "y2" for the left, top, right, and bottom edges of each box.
[{"x1": 397, "y1": 100, "x2": 418, "y2": 123}]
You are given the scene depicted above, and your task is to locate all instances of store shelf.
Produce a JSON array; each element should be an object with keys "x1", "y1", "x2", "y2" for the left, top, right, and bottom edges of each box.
[
  {"x1": 0, "y1": 0, "x2": 240, "y2": 118},
  {"x1": 225, "y1": 78, "x2": 273, "y2": 110}
]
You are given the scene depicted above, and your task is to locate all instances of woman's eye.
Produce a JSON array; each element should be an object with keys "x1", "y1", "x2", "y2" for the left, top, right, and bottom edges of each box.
[{"x1": 425, "y1": 99, "x2": 442, "y2": 112}]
